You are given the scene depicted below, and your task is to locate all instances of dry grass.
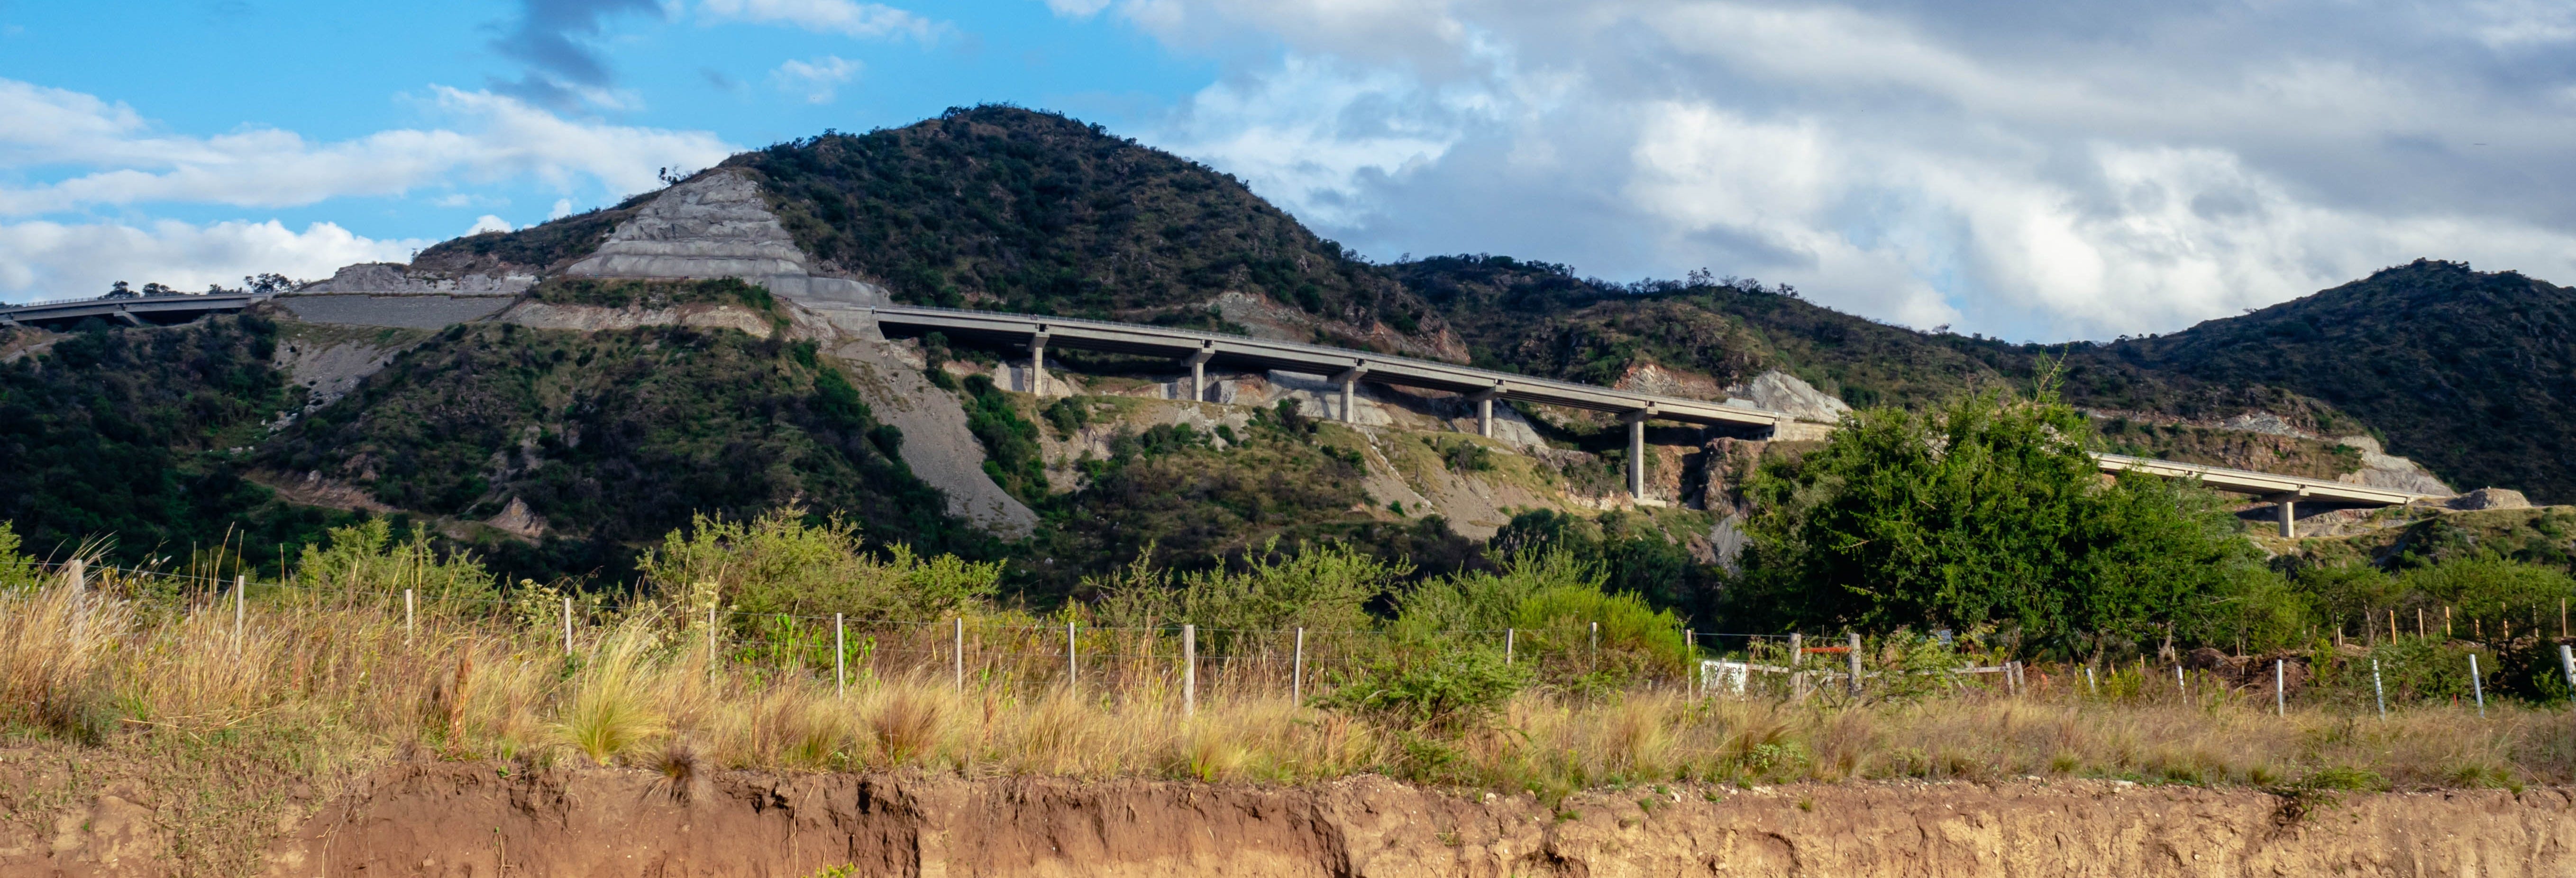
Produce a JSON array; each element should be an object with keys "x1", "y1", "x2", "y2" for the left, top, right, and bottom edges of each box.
[{"x1": 4, "y1": 575, "x2": 2574, "y2": 796}]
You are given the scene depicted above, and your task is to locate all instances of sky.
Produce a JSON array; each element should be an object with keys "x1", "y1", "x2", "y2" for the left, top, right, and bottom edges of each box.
[{"x1": 2, "y1": 0, "x2": 2572, "y2": 341}]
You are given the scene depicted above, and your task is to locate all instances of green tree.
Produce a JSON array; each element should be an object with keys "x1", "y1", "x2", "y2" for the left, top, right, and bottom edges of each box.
[{"x1": 1732, "y1": 389, "x2": 2271, "y2": 658}]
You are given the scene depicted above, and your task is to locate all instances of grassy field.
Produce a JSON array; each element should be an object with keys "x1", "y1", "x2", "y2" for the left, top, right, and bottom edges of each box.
[{"x1": 5, "y1": 567, "x2": 2568, "y2": 805}]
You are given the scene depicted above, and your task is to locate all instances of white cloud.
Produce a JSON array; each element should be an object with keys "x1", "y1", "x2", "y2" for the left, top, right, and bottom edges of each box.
[
  {"x1": 0, "y1": 219, "x2": 423, "y2": 302},
  {"x1": 0, "y1": 80, "x2": 738, "y2": 216},
  {"x1": 771, "y1": 55, "x2": 863, "y2": 104},
  {"x1": 1043, "y1": 0, "x2": 1114, "y2": 18},
  {"x1": 698, "y1": 0, "x2": 940, "y2": 41},
  {"x1": 467, "y1": 215, "x2": 514, "y2": 235},
  {"x1": 1112, "y1": 0, "x2": 2576, "y2": 339},
  {"x1": 549, "y1": 198, "x2": 575, "y2": 220}
]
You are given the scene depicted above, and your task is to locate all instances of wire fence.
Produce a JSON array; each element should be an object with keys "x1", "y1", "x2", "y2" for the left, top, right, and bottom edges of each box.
[{"x1": 14, "y1": 557, "x2": 2575, "y2": 716}]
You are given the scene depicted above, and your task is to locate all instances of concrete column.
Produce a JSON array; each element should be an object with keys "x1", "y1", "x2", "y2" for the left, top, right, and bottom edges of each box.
[
  {"x1": 2277, "y1": 498, "x2": 2295, "y2": 538},
  {"x1": 1623, "y1": 410, "x2": 1651, "y2": 499},
  {"x1": 1187, "y1": 346, "x2": 1214, "y2": 402},
  {"x1": 1028, "y1": 331, "x2": 1050, "y2": 397},
  {"x1": 1471, "y1": 386, "x2": 1501, "y2": 438},
  {"x1": 1332, "y1": 364, "x2": 1367, "y2": 422}
]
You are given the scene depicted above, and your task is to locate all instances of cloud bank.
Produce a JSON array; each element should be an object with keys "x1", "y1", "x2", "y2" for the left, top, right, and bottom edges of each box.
[
  {"x1": 0, "y1": 78, "x2": 737, "y2": 301},
  {"x1": 1104, "y1": 0, "x2": 2576, "y2": 339}
]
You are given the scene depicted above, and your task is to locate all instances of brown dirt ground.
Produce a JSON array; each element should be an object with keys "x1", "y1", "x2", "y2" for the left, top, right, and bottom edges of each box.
[{"x1": 8, "y1": 743, "x2": 2576, "y2": 877}]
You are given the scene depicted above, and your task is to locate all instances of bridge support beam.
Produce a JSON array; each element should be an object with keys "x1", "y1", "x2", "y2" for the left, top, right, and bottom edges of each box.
[
  {"x1": 1470, "y1": 387, "x2": 1501, "y2": 438},
  {"x1": 1028, "y1": 331, "x2": 1050, "y2": 397},
  {"x1": 114, "y1": 307, "x2": 145, "y2": 327},
  {"x1": 1332, "y1": 364, "x2": 1369, "y2": 422},
  {"x1": 1622, "y1": 409, "x2": 1654, "y2": 500},
  {"x1": 2265, "y1": 490, "x2": 2309, "y2": 538},
  {"x1": 1186, "y1": 345, "x2": 1214, "y2": 402}
]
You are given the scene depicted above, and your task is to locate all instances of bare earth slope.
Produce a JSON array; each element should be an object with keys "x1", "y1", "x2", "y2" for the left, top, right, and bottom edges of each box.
[{"x1": 167, "y1": 765, "x2": 2576, "y2": 876}]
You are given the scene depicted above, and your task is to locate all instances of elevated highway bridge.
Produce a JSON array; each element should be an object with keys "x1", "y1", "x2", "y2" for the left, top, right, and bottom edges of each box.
[
  {"x1": 0, "y1": 291, "x2": 2448, "y2": 530},
  {"x1": 0, "y1": 292, "x2": 256, "y2": 329}
]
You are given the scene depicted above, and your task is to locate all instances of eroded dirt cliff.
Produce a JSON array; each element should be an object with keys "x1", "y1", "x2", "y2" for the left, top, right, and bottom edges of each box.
[{"x1": 19, "y1": 761, "x2": 2567, "y2": 877}]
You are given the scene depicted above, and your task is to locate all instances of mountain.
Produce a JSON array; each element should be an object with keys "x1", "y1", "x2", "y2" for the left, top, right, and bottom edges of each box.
[
  {"x1": 2072, "y1": 260, "x2": 2576, "y2": 502},
  {"x1": 2, "y1": 105, "x2": 2566, "y2": 596}
]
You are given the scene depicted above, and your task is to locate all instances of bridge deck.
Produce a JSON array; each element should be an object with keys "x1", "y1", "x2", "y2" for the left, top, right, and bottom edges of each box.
[
  {"x1": 0, "y1": 293, "x2": 255, "y2": 327},
  {"x1": 2092, "y1": 452, "x2": 2436, "y2": 506},
  {"x1": 869, "y1": 305, "x2": 1788, "y2": 429}
]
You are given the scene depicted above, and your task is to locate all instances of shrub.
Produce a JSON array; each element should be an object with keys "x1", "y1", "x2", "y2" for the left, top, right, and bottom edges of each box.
[
  {"x1": 639, "y1": 507, "x2": 1001, "y2": 623},
  {"x1": 1316, "y1": 648, "x2": 1529, "y2": 734},
  {"x1": 287, "y1": 518, "x2": 497, "y2": 604}
]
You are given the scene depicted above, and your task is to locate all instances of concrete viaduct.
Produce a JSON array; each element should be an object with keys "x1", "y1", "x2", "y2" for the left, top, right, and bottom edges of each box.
[
  {"x1": 0, "y1": 292, "x2": 257, "y2": 329},
  {"x1": 0, "y1": 291, "x2": 2448, "y2": 528}
]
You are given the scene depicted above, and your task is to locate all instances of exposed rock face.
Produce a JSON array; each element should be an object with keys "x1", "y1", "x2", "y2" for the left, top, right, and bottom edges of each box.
[
  {"x1": 2450, "y1": 487, "x2": 2532, "y2": 511},
  {"x1": 2334, "y1": 435, "x2": 2457, "y2": 495},
  {"x1": 299, "y1": 262, "x2": 532, "y2": 296},
  {"x1": 1731, "y1": 370, "x2": 1852, "y2": 424},
  {"x1": 272, "y1": 337, "x2": 407, "y2": 412},
  {"x1": 565, "y1": 170, "x2": 887, "y2": 305},
  {"x1": 817, "y1": 310, "x2": 1039, "y2": 537},
  {"x1": 2221, "y1": 411, "x2": 2308, "y2": 437},
  {"x1": 485, "y1": 497, "x2": 546, "y2": 539},
  {"x1": 499, "y1": 300, "x2": 778, "y2": 338}
]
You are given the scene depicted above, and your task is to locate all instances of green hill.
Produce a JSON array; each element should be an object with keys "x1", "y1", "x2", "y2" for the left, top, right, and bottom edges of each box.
[
  {"x1": 2081, "y1": 260, "x2": 2576, "y2": 502},
  {"x1": 11, "y1": 106, "x2": 2576, "y2": 593}
]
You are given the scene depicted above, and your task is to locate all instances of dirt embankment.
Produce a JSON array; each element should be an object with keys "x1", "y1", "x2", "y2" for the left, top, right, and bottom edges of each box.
[{"x1": 18, "y1": 762, "x2": 2574, "y2": 877}]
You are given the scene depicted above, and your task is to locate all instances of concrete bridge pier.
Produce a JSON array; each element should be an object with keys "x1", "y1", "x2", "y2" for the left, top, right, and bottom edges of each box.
[
  {"x1": 1028, "y1": 330, "x2": 1050, "y2": 397},
  {"x1": 2266, "y1": 489, "x2": 2310, "y2": 538},
  {"x1": 1471, "y1": 387, "x2": 1501, "y2": 438},
  {"x1": 1333, "y1": 364, "x2": 1368, "y2": 421},
  {"x1": 1186, "y1": 344, "x2": 1214, "y2": 402},
  {"x1": 1622, "y1": 409, "x2": 1655, "y2": 499}
]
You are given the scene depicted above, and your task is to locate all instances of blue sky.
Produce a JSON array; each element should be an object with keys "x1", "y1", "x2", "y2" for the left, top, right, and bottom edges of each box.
[{"x1": 5, "y1": 0, "x2": 2574, "y2": 340}]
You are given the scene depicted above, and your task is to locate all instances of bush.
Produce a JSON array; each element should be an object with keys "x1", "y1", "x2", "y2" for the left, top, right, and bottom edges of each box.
[
  {"x1": 1315, "y1": 648, "x2": 1529, "y2": 734},
  {"x1": 288, "y1": 518, "x2": 497, "y2": 604},
  {"x1": 638, "y1": 506, "x2": 1001, "y2": 623},
  {"x1": 1734, "y1": 388, "x2": 2271, "y2": 658}
]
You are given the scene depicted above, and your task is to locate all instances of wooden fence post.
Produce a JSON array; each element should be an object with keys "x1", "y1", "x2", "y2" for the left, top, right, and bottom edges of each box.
[
  {"x1": 1183, "y1": 623, "x2": 1197, "y2": 717},
  {"x1": 954, "y1": 617, "x2": 965, "y2": 693},
  {"x1": 1846, "y1": 632, "x2": 1862, "y2": 697},
  {"x1": 1788, "y1": 633, "x2": 1805, "y2": 701},
  {"x1": 561, "y1": 597, "x2": 573, "y2": 656},
  {"x1": 405, "y1": 588, "x2": 415, "y2": 641},
  {"x1": 835, "y1": 613, "x2": 846, "y2": 697},
  {"x1": 233, "y1": 574, "x2": 246, "y2": 652},
  {"x1": 2274, "y1": 659, "x2": 2284, "y2": 716},
  {"x1": 1504, "y1": 628, "x2": 1514, "y2": 665},
  {"x1": 1066, "y1": 620, "x2": 1078, "y2": 695}
]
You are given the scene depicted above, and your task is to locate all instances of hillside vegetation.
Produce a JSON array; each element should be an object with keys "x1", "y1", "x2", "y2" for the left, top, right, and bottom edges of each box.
[
  {"x1": 726, "y1": 106, "x2": 1435, "y2": 341},
  {"x1": 0, "y1": 317, "x2": 349, "y2": 563},
  {"x1": 2086, "y1": 260, "x2": 2576, "y2": 502}
]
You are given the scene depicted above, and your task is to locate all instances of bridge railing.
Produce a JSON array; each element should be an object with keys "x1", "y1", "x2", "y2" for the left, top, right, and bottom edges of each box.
[{"x1": 874, "y1": 304, "x2": 1785, "y2": 419}]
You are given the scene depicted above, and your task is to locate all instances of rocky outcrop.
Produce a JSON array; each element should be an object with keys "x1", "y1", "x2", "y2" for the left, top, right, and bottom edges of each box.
[
  {"x1": 1730, "y1": 370, "x2": 1852, "y2": 424},
  {"x1": 2448, "y1": 487, "x2": 2532, "y2": 511},
  {"x1": 2334, "y1": 435, "x2": 2456, "y2": 495},
  {"x1": 564, "y1": 170, "x2": 886, "y2": 305}
]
